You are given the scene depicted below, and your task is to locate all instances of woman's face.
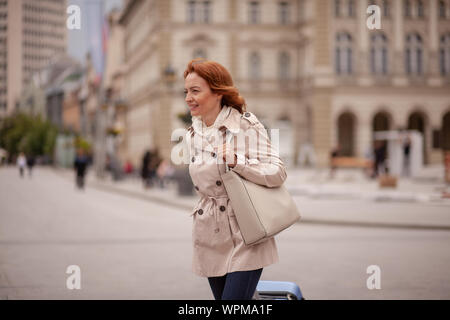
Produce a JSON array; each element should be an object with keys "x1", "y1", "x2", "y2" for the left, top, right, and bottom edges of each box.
[{"x1": 184, "y1": 72, "x2": 222, "y2": 118}]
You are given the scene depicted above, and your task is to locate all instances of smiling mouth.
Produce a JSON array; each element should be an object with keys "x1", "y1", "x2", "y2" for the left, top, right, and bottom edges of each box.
[{"x1": 189, "y1": 105, "x2": 199, "y2": 110}]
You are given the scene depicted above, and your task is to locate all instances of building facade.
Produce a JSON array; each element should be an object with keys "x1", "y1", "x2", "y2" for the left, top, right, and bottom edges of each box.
[
  {"x1": 118, "y1": 0, "x2": 450, "y2": 168},
  {"x1": 315, "y1": 0, "x2": 450, "y2": 166},
  {"x1": 0, "y1": 0, "x2": 67, "y2": 118}
]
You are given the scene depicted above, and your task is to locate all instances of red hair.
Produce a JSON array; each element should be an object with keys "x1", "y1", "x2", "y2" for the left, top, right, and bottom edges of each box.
[{"x1": 183, "y1": 58, "x2": 246, "y2": 114}]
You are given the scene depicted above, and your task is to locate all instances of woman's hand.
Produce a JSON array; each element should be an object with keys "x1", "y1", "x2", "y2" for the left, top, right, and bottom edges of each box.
[{"x1": 216, "y1": 143, "x2": 237, "y2": 168}]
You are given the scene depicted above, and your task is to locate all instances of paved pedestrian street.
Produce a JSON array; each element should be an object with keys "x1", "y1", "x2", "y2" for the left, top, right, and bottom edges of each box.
[{"x1": 1, "y1": 167, "x2": 449, "y2": 299}]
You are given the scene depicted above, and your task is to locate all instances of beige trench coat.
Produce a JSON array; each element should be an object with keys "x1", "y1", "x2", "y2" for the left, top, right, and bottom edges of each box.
[{"x1": 185, "y1": 106, "x2": 287, "y2": 277}]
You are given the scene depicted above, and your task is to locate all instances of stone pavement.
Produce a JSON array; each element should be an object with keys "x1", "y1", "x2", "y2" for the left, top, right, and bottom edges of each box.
[{"x1": 53, "y1": 165, "x2": 450, "y2": 230}]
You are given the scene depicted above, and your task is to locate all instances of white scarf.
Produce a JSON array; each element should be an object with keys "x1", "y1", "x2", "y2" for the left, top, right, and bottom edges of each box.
[{"x1": 191, "y1": 106, "x2": 231, "y2": 139}]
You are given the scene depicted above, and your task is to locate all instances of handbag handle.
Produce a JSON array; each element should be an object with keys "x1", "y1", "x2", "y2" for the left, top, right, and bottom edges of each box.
[{"x1": 217, "y1": 128, "x2": 235, "y2": 174}]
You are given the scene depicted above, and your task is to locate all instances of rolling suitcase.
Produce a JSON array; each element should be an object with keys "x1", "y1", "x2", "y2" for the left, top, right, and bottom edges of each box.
[{"x1": 254, "y1": 281, "x2": 304, "y2": 300}]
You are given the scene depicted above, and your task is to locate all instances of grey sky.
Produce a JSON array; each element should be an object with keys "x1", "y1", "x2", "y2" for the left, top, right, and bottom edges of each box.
[{"x1": 67, "y1": 0, "x2": 123, "y2": 64}]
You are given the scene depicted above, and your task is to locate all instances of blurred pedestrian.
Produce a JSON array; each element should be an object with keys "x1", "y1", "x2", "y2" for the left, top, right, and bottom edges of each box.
[
  {"x1": 26, "y1": 154, "x2": 35, "y2": 178},
  {"x1": 123, "y1": 159, "x2": 134, "y2": 175},
  {"x1": 74, "y1": 148, "x2": 89, "y2": 190},
  {"x1": 403, "y1": 133, "x2": 411, "y2": 177},
  {"x1": 141, "y1": 150, "x2": 151, "y2": 188},
  {"x1": 372, "y1": 140, "x2": 387, "y2": 178},
  {"x1": 17, "y1": 152, "x2": 26, "y2": 178}
]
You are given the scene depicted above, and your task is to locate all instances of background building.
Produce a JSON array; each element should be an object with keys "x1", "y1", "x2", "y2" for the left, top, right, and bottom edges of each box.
[
  {"x1": 0, "y1": 0, "x2": 67, "y2": 118},
  {"x1": 309, "y1": 0, "x2": 450, "y2": 166},
  {"x1": 117, "y1": 0, "x2": 450, "y2": 168}
]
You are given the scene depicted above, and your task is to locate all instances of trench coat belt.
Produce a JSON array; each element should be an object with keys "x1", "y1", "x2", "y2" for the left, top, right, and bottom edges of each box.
[{"x1": 201, "y1": 195, "x2": 228, "y2": 229}]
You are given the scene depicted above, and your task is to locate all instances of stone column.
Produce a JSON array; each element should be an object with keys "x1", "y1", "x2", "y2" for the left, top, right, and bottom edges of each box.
[
  {"x1": 357, "y1": 114, "x2": 373, "y2": 159},
  {"x1": 157, "y1": 0, "x2": 173, "y2": 161},
  {"x1": 311, "y1": 0, "x2": 333, "y2": 167}
]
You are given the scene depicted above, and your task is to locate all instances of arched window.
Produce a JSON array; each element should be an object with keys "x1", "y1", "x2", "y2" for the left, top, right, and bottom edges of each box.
[
  {"x1": 370, "y1": 33, "x2": 388, "y2": 75},
  {"x1": 440, "y1": 33, "x2": 450, "y2": 76},
  {"x1": 249, "y1": 52, "x2": 261, "y2": 79},
  {"x1": 337, "y1": 112, "x2": 356, "y2": 156},
  {"x1": 405, "y1": 33, "x2": 423, "y2": 75},
  {"x1": 335, "y1": 32, "x2": 353, "y2": 75},
  {"x1": 373, "y1": 111, "x2": 391, "y2": 132},
  {"x1": 279, "y1": 51, "x2": 290, "y2": 80}
]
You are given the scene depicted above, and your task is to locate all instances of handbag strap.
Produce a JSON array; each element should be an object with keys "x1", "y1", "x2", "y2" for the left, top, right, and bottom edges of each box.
[{"x1": 221, "y1": 128, "x2": 233, "y2": 174}]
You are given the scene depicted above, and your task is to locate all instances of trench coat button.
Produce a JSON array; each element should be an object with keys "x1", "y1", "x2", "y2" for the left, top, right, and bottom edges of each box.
[
  {"x1": 194, "y1": 185, "x2": 199, "y2": 191},
  {"x1": 214, "y1": 228, "x2": 220, "y2": 233},
  {"x1": 197, "y1": 209, "x2": 203, "y2": 215},
  {"x1": 216, "y1": 180, "x2": 222, "y2": 186},
  {"x1": 191, "y1": 156, "x2": 195, "y2": 163},
  {"x1": 245, "y1": 112, "x2": 251, "y2": 117},
  {"x1": 211, "y1": 152, "x2": 216, "y2": 158},
  {"x1": 219, "y1": 205, "x2": 226, "y2": 212}
]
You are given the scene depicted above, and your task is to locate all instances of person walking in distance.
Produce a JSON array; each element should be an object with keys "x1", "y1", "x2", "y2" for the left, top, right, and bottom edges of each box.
[
  {"x1": 17, "y1": 152, "x2": 27, "y2": 178},
  {"x1": 183, "y1": 59, "x2": 286, "y2": 300},
  {"x1": 73, "y1": 148, "x2": 89, "y2": 190},
  {"x1": 26, "y1": 154, "x2": 35, "y2": 178}
]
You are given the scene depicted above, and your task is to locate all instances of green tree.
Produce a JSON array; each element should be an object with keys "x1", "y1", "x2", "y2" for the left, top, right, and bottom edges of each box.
[{"x1": 0, "y1": 113, "x2": 59, "y2": 160}]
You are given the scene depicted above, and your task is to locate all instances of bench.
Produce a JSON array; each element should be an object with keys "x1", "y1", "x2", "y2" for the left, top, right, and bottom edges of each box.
[{"x1": 331, "y1": 157, "x2": 373, "y2": 169}]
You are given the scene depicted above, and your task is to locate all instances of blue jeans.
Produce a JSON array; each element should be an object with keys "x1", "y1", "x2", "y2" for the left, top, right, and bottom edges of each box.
[{"x1": 207, "y1": 268, "x2": 263, "y2": 300}]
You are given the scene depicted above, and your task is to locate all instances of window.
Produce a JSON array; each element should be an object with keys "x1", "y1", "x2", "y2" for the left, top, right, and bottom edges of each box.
[
  {"x1": 203, "y1": 1, "x2": 210, "y2": 23},
  {"x1": 249, "y1": 1, "x2": 260, "y2": 24},
  {"x1": 187, "y1": 1, "x2": 196, "y2": 23},
  {"x1": 335, "y1": 33, "x2": 353, "y2": 75},
  {"x1": 370, "y1": 33, "x2": 388, "y2": 75},
  {"x1": 432, "y1": 129, "x2": 441, "y2": 149},
  {"x1": 187, "y1": 1, "x2": 211, "y2": 23},
  {"x1": 404, "y1": 0, "x2": 411, "y2": 17},
  {"x1": 439, "y1": 0, "x2": 446, "y2": 19},
  {"x1": 279, "y1": 52, "x2": 290, "y2": 80},
  {"x1": 417, "y1": 0, "x2": 424, "y2": 18},
  {"x1": 279, "y1": 2, "x2": 289, "y2": 25},
  {"x1": 383, "y1": 0, "x2": 390, "y2": 17},
  {"x1": 348, "y1": 0, "x2": 355, "y2": 17},
  {"x1": 440, "y1": 34, "x2": 450, "y2": 76},
  {"x1": 193, "y1": 48, "x2": 207, "y2": 59},
  {"x1": 249, "y1": 52, "x2": 261, "y2": 79},
  {"x1": 335, "y1": 0, "x2": 341, "y2": 17},
  {"x1": 405, "y1": 33, "x2": 423, "y2": 75}
]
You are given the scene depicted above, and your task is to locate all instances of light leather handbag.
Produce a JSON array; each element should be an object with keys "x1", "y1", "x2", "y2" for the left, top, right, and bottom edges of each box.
[{"x1": 220, "y1": 162, "x2": 301, "y2": 246}]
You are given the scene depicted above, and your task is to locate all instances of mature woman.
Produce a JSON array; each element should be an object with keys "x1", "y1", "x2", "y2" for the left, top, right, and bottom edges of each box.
[{"x1": 183, "y1": 58, "x2": 287, "y2": 300}]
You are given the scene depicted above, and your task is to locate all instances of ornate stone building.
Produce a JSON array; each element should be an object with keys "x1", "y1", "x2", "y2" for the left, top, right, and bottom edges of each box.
[{"x1": 118, "y1": 0, "x2": 450, "y2": 168}]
